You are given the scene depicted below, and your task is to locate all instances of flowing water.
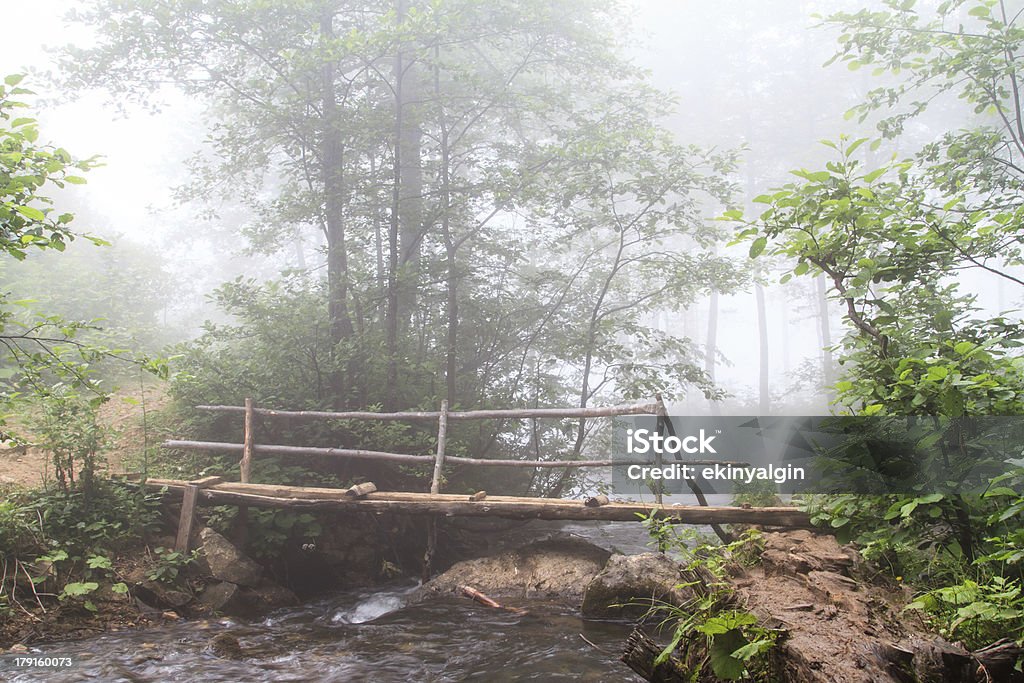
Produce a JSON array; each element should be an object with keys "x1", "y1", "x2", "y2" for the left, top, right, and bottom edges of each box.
[{"x1": 7, "y1": 522, "x2": 665, "y2": 682}]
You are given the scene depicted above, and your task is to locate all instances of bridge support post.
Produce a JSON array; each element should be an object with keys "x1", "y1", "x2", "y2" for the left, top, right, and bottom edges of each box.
[
  {"x1": 174, "y1": 484, "x2": 200, "y2": 553},
  {"x1": 430, "y1": 399, "x2": 449, "y2": 494},
  {"x1": 424, "y1": 400, "x2": 450, "y2": 579},
  {"x1": 234, "y1": 397, "x2": 256, "y2": 546}
]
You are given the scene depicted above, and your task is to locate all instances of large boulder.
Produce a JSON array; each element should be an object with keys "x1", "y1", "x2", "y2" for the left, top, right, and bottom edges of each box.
[
  {"x1": 198, "y1": 579, "x2": 299, "y2": 618},
  {"x1": 199, "y1": 527, "x2": 264, "y2": 587},
  {"x1": 582, "y1": 553, "x2": 694, "y2": 619},
  {"x1": 135, "y1": 579, "x2": 192, "y2": 610},
  {"x1": 422, "y1": 536, "x2": 611, "y2": 603},
  {"x1": 198, "y1": 581, "x2": 241, "y2": 613}
]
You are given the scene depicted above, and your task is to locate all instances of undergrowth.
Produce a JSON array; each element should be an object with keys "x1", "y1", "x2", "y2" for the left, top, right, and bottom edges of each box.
[{"x1": 636, "y1": 516, "x2": 778, "y2": 682}]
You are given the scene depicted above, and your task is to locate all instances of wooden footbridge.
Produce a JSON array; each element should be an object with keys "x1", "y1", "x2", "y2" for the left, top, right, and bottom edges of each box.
[{"x1": 147, "y1": 397, "x2": 811, "y2": 553}]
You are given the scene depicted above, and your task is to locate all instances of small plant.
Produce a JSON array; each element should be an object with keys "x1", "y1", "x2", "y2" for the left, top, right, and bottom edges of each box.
[
  {"x1": 906, "y1": 575, "x2": 1024, "y2": 650},
  {"x1": 146, "y1": 547, "x2": 198, "y2": 585},
  {"x1": 638, "y1": 519, "x2": 775, "y2": 681},
  {"x1": 30, "y1": 385, "x2": 109, "y2": 498},
  {"x1": 59, "y1": 580, "x2": 99, "y2": 612},
  {"x1": 636, "y1": 511, "x2": 678, "y2": 554}
]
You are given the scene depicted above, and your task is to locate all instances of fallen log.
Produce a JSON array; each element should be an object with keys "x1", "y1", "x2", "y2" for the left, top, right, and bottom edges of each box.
[
  {"x1": 973, "y1": 638, "x2": 1024, "y2": 682},
  {"x1": 620, "y1": 628, "x2": 690, "y2": 683}
]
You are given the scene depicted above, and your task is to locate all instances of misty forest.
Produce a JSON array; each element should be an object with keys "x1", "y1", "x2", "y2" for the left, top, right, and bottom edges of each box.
[{"x1": 2, "y1": 0, "x2": 1024, "y2": 680}]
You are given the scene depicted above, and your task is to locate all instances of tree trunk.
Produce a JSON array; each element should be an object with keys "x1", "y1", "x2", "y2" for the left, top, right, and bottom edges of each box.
[
  {"x1": 437, "y1": 45, "x2": 458, "y2": 405},
  {"x1": 320, "y1": 10, "x2": 354, "y2": 409},
  {"x1": 816, "y1": 274, "x2": 834, "y2": 387},
  {"x1": 397, "y1": 0, "x2": 424, "y2": 330},
  {"x1": 705, "y1": 289, "x2": 721, "y2": 416},
  {"x1": 385, "y1": 0, "x2": 406, "y2": 411},
  {"x1": 756, "y1": 280, "x2": 770, "y2": 413}
]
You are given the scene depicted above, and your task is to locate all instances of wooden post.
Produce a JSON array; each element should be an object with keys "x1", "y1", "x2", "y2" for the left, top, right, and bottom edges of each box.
[
  {"x1": 430, "y1": 399, "x2": 449, "y2": 494},
  {"x1": 424, "y1": 399, "x2": 449, "y2": 580},
  {"x1": 241, "y1": 397, "x2": 255, "y2": 483},
  {"x1": 236, "y1": 398, "x2": 255, "y2": 547},
  {"x1": 653, "y1": 394, "x2": 667, "y2": 505},
  {"x1": 174, "y1": 484, "x2": 200, "y2": 553}
]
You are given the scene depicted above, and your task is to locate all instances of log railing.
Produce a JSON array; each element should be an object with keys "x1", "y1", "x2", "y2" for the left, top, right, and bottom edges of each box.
[
  {"x1": 165, "y1": 396, "x2": 671, "y2": 499},
  {"x1": 155, "y1": 396, "x2": 799, "y2": 555}
]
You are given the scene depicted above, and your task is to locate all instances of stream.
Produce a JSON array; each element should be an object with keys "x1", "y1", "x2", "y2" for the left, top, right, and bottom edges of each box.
[{"x1": 7, "y1": 521, "x2": 661, "y2": 682}]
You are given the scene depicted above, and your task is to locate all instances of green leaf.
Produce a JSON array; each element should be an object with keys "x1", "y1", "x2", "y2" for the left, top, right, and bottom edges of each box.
[
  {"x1": 954, "y1": 341, "x2": 975, "y2": 355},
  {"x1": 86, "y1": 555, "x2": 112, "y2": 570},
  {"x1": 984, "y1": 486, "x2": 1019, "y2": 498},
  {"x1": 15, "y1": 205, "x2": 45, "y2": 221},
  {"x1": 749, "y1": 236, "x2": 767, "y2": 259},
  {"x1": 863, "y1": 168, "x2": 887, "y2": 183},
  {"x1": 731, "y1": 638, "x2": 774, "y2": 662},
  {"x1": 846, "y1": 137, "x2": 869, "y2": 155},
  {"x1": 61, "y1": 581, "x2": 99, "y2": 597},
  {"x1": 708, "y1": 629, "x2": 749, "y2": 680}
]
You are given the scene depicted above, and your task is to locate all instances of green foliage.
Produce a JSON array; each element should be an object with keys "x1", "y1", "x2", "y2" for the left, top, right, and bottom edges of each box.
[
  {"x1": 636, "y1": 520, "x2": 776, "y2": 681},
  {"x1": 0, "y1": 238, "x2": 179, "y2": 359},
  {"x1": 0, "y1": 75, "x2": 172, "y2": 626},
  {"x1": 206, "y1": 505, "x2": 322, "y2": 561},
  {"x1": 907, "y1": 575, "x2": 1024, "y2": 649},
  {"x1": 146, "y1": 547, "x2": 198, "y2": 585},
  {"x1": 29, "y1": 385, "x2": 109, "y2": 495},
  {"x1": 637, "y1": 512, "x2": 678, "y2": 555},
  {"x1": 60, "y1": 1, "x2": 744, "y2": 501},
  {"x1": 0, "y1": 483, "x2": 162, "y2": 618},
  {"x1": 0, "y1": 74, "x2": 103, "y2": 260},
  {"x1": 732, "y1": 477, "x2": 781, "y2": 508},
  {"x1": 728, "y1": 0, "x2": 1024, "y2": 658}
]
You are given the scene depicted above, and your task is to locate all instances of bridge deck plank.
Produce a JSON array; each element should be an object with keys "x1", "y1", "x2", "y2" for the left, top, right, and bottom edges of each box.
[{"x1": 140, "y1": 479, "x2": 812, "y2": 527}]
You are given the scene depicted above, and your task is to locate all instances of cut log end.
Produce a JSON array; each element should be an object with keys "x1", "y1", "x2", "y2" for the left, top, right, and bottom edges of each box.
[{"x1": 345, "y1": 482, "x2": 377, "y2": 497}]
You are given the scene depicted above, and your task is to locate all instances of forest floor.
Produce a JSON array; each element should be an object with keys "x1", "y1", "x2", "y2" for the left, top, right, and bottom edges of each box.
[{"x1": 0, "y1": 381, "x2": 170, "y2": 489}]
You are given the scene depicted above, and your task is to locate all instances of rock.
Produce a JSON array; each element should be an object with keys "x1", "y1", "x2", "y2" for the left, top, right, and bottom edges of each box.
[
  {"x1": 422, "y1": 536, "x2": 611, "y2": 603},
  {"x1": 199, "y1": 527, "x2": 264, "y2": 587},
  {"x1": 209, "y1": 633, "x2": 244, "y2": 660},
  {"x1": 251, "y1": 579, "x2": 299, "y2": 609},
  {"x1": 199, "y1": 581, "x2": 241, "y2": 612},
  {"x1": 136, "y1": 580, "x2": 192, "y2": 609},
  {"x1": 199, "y1": 579, "x2": 298, "y2": 617},
  {"x1": 582, "y1": 553, "x2": 694, "y2": 619},
  {"x1": 734, "y1": 530, "x2": 976, "y2": 683}
]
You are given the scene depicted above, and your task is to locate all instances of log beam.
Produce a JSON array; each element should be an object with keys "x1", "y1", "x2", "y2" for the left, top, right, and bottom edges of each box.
[{"x1": 142, "y1": 480, "x2": 812, "y2": 526}]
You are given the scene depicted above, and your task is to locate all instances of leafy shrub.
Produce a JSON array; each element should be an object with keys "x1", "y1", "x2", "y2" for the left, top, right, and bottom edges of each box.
[{"x1": 146, "y1": 547, "x2": 198, "y2": 585}]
